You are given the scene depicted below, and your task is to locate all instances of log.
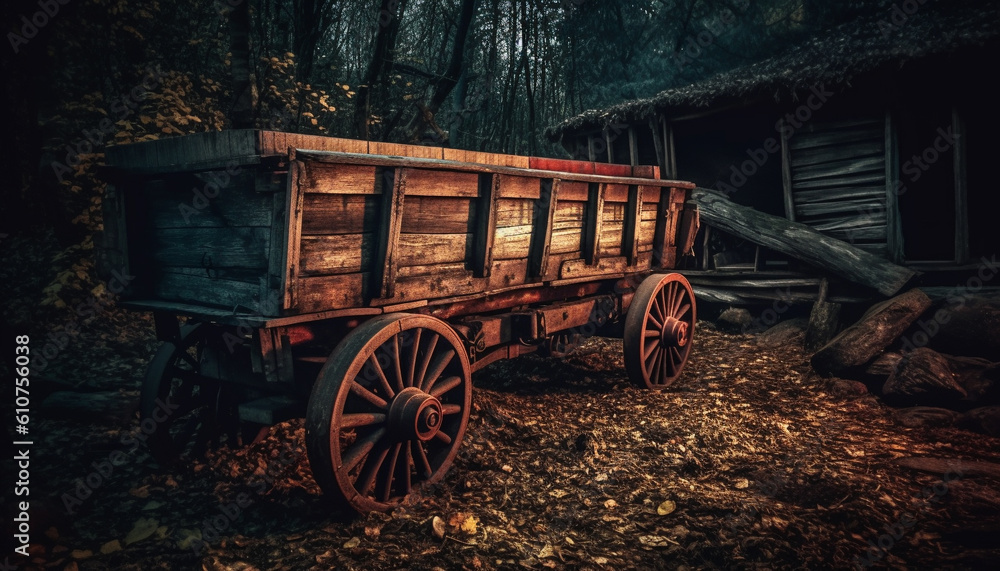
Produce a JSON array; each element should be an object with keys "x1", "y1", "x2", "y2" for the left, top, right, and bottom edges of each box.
[
  {"x1": 910, "y1": 293, "x2": 1000, "y2": 361},
  {"x1": 893, "y1": 407, "x2": 963, "y2": 429},
  {"x1": 811, "y1": 289, "x2": 932, "y2": 376},
  {"x1": 691, "y1": 188, "x2": 916, "y2": 296},
  {"x1": 882, "y1": 347, "x2": 967, "y2": 407},
  {"x1": 896, "y1": 456, "x2": 1000, "y2": 480},
  {"x1": 805, "y1": 280, "x2": 841, "y2": 352}
]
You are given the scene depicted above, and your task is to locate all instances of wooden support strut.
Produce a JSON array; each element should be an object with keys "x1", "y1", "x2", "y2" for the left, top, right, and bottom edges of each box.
[{"x1": 374, "y1": 167, "x2": 405, "y2": 299}]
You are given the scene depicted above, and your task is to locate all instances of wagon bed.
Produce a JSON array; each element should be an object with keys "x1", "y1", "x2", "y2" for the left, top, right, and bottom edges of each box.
[{"x1": 101, "y1": 130, "x2": 700, "y2": 513}]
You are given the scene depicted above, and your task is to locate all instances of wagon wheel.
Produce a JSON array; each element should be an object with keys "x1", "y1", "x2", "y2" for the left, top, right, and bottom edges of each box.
[
  {"x1": 623, "y1": 273, "x2": 696, "y2": 390},
  {"x1": 140, "y1": 324, "x2": 261, "y2": 465},
  {"x1": 306, "y1": 314, "x2": 472, "y2": 513}
]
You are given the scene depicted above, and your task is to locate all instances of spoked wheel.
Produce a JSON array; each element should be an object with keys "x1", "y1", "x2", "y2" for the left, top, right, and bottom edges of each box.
[
  {"x1": 140, "y1": 324, "x2": 261, "y2": 465},
  {"x1": 306, "y1": 314, "x2": 472, "y2": 514},
  {"x1": 623, "y1": 273, "x2": 696, "y2": 390}
]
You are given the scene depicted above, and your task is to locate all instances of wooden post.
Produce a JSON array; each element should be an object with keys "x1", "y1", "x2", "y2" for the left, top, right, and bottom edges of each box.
[
  {"x1": 605, "y1": 129, "x2": 614, "y2": 164},
  {"x1": 282, "y1": 161, "x2": 305, "y2": 310},
  {"x1": 584, "y1": 182, "x2": 605, "y2": 265},
  {"x1": 628, "y1": 126, "x2": 639, "y2": 167},
  {"x1": 662, "y1": 117, "x2": 678, "y2": 179},
  {"x1": 624, "y1": 185, "x2": 643, "y2": 266},
  {"x1": 472, "y1": 173, "x2": 500, "y2": 278},
  {"x1": 781, "y1": 127, "x2": 796, "y2": 222},
  {"x1": 953, "y1": 107, "x2": 969, "y2": 264},
  {"x1": 885, "y1": 110, "x2": 904, "y2": 264},
  {"x1": 529, "y1": 179, "x2": 558, "y2": 278},
  {"x1": 649, "y1": 116, "x2": 666, "y2": 175},
  {"x1": 374, "y1": 167, "x2": 405, "y2": 299}
]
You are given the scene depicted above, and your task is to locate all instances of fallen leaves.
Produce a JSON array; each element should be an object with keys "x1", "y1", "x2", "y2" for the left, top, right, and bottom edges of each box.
[{"x1": 657, "y1": 500, "x2": 677, "y2": 515}]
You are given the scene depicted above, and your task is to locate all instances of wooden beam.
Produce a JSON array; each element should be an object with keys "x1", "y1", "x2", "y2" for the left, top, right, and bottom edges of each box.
[
  {"x1": 624, "y1": 185, "x2": 643, "y2": 266},
  {"x1": 781, "y1": 127, "x2": 795, "y2": 222},
  {"x1": 628, "y1": 126, "x2": 639, "y2": 167},
  {"x1": 691, "y1": 188, "x2": 917, "y2": 296},
  {"x1": 885, "y1": 111, "x2": 903, "y2": 264},
  {"x1": 953, "y1": 107, "x2": 969, "y2": 264},
  {"x1": 373, "y1": 167, "x2": 405, "y2": 299},
  {"x1": 649, "y1": 116, "x2": 666, "y2": 175},
  {"x1": 584, "y1": 182, "x2": 605, "y2": 265},
  {"x1": 472, "y1": 173, "x2": 500, "y2": 278},
  {"x1": 282, "y1": 161, "x2": 306, "y2": 310},
  {"x1": 605, "y1": 129, "x2": 614, "y2": 164},
  {"x1": 529, "y1": 179, "x2": 558, "y2": 278}
]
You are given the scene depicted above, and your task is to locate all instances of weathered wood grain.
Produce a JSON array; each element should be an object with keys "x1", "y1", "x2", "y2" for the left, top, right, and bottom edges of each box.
[
  {"x1": 401, "y1": 168, "x2": 479, "y2": 197},
  {"x1": 692, "y1": 188, "x2": 916, "y2": 296},
  {"x1": 399, "y1": 196, "x2": 475, "y2": 234},
  {"x1": 300, "y1": 163, "x2": 378, "y2": 195},
  {"x1": 299, "y1": 234, "x2": 375, "y2": 275},
  {"x1": 301, "y1": 194, "x2": 380, "y2": 235},
  {"x1": 150, "y1": 227, "x2": 270, "y2": 269}
]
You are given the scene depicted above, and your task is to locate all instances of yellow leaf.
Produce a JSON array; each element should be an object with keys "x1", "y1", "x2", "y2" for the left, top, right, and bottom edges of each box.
[
  {"x1": 657, "y1": 500, "x2": 676, "y2": 515},
  {"x1": 125, "y1": 517, "x2": 159, "y2": 544}
]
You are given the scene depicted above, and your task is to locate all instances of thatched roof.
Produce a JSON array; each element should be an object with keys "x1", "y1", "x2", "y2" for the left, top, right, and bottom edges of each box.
[{"x1": 545, "y1": 0, "x2": 1000, "y2": 141}]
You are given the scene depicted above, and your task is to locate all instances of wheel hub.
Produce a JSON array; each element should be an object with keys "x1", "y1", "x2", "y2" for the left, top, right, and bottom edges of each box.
[
  {"x1": 388, "y1": 387, "x2": 444, "y2": 441},
  {"x1": 661, "y1": 316, "x2": 689, "y2": 348}
]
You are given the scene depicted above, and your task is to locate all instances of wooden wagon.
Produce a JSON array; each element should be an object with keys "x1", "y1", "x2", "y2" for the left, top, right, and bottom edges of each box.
[{"x1": 101, "y1": 130, "x2": 700, "y2": 513}]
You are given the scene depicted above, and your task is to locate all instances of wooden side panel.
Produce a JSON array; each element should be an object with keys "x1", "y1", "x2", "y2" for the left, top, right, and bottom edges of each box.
[
  {"x1": 401, "y1": 168, "x2": 479, "y2": 197},
  {"x1": 498, "y1": 175, "x2": 541, "y2": 199},
  {"x1": 301, "y1": 194, "x2": 380, "y2": 235},
  {"x1": 370, "y1": 141, "x2": 443, "y2": 159},
  {"x1": 299, "y1": 163, "x2": 377, "y2": 194},
  {"x1": 444, "y1": 148, "x2": 530, "y2": 168},
  {"x1": 299, "y1": 234, "x2": 375, "y2": 275},
  {"x1": 599, "y1": 202, "x2": 625, "y2": 258},
  {"x1": 260, "y1": 131, "x2": 367, "y2": 156}
]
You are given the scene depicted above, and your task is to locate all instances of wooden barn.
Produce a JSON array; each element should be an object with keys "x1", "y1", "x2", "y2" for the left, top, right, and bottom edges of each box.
[{"x1": 545, "y1": 1, "x2": 1000, "y2": 308}]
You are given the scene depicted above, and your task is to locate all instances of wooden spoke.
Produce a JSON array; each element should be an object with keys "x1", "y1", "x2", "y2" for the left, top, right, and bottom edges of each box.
[
  {"x1": 442, "y1": 403, "x2": 462, "y2": 415},
  {"x1": 349, "y1": 380, "x2": 389, "y2": 410},
  {"x1": 367, "y1": 354, "x2": 396, "y2": 400},
  {"x1": 421, "y1": 349, "x2": 456, "y2": 393},
  {"x1": 434, "y1": 431, "x2": 453, "y2": 445},
  {"x1": 340, "y1": 413, "x2": 387, "y2": 429},
  {"x1": 341, "y1": 428, "x2": 386, "y2": 474},
  {"x1": 390, "y1": 336, "x2": 405, "y2": 393},
  {"x1": 406, "y1": 329, "x2": 422, "y2": 389},
  {"x1": 413, "y1": 440, "x2": 433, "y2": 479},
  {"x1": 415, "y1": 333, "x2": 440, "y2": 389},
  {"x1": 430, "y1": 375, "x2": 463, "y2": 398},
  {"x1": 378, "y1": 443, "x2": 403, "y2": 502},
  {"x1": 355, "y1": 441, "x2": 391, "y2": 495}
]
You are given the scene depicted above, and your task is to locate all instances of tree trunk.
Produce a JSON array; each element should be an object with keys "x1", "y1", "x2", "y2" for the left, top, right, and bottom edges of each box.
[
  {"x1": 229, "y1": 0, "x2": 257, "y2": 129},
  {"x1": 355, "y1": 0, "x2": 410, "y2": 140}
]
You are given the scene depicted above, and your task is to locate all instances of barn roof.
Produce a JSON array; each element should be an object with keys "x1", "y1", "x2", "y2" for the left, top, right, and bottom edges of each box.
[{"x1": 545, "y1": 0, "x2": 1000, "y2": 141}]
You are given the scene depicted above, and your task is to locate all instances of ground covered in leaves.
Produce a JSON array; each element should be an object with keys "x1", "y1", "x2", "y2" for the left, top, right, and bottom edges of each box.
[{"x1": 5, "y1": 296, "x2": 1000, "y2": 571}]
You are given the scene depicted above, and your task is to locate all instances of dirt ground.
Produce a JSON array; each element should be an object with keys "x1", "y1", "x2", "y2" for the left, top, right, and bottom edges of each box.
[{"x1": 5, "y1": 284, "x2": 1000, "y2": 571}]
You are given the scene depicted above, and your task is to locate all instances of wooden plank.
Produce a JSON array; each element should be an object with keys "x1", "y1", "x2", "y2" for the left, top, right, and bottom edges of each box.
[
  {"x1": 493, "y1": 226, "x2": 533, "y2": 259},
  {"x1": 528, "y1": 157, "x2": 595, "y2": 174},
  {"x1": 664, "y1": 117, "x2": 677, "y2": 180},
  {"x1": 550, "y1": 227, "x2": 583, "y2": 255},
  {"x1": 284, "y1": 161, "x2": 306, "y2": 310},
  {"x1": 301, "y1": 194, "x2": 380, "y2": 235},
  {"x1": 553, "y1": 201, "x2": 586, "y2": 227},
  {"x1": 593, "y1": 163, "x2": 633, "y2": 177},
  {"x1": 397, "y1": 261, "x2": 467, "y2": 278},
  {"x1": 371, "y1": 268, "x2": 486, "y2": 307},
  {"x1": 260, "y1": 131, "x2": 368, "y2": 155},
  {"x1": 792, "y1": 156, "x2": 885, "y2": 183},
  {"x1": 397, "y1": 233, "x2": 470, "y2": 266},
  {"x1": 99, "y1": 182, "x2": 129, "y2": 285},
  {"x1": 624, "y1": 185, "x2": 643, "y2": 265},
  {"x1": 444, "y1": 148, "x2": 529, "y2": 168},
  {"x1": 267, "y1": 190, "x2": 288, "y2": 298},
  {"x1": 296, "y1": 273, "x2": 368, "y2": 313},
  {"x1": 556, "y1": 180, "x2": 589, "y2": 202},
  {"x1": 498, "y1": 175, "x2": 541, "y2": 199},
  {"x1": 604, "y1": 183, "x2": 629, "y2": 203},
  {"x1": 154, "y1": 268, "x2": 264, "y2": 312},
  {"x1": 145, "y1": 178, "x2": 273, "y2": 229},
  {"x1": 400, "y1": 168, "x2": 479, "y2": 197},
  {"x1": 487, "y1": 258, "x2": 531, "y2": 291},
  {"x1": 528, "y1": 179, "x2": 558, "y2": 277},
  {"x1": 795, "y1": 197, "x2": 885, "y2": 218},
  {"x1": 294, "y1": 150, "x2": 695, "y2": 190},
  {"x1": 640, "y1": 185, "x2": 662, "y2": 206},
  {"x1": 106, "y1": 129, "x2": 259, "y2": 172},
  {"x1": 631, "y1": 165, "x2": 659, "y2": 179},
  {"x1": 300, "y1": 163, "x2": 378, "y2": 194},
  {"x1": 584, "y1": 183, "x2": 604, "y2": 265},
  {"x1": 472, "y1": 174, "x2": 499, "y2": 278},
  {"x1": 373, "y1": 168, "x2": 405, "y2": 299},
  {"x1": 794, "y1": 185, "x2": 886, "y2": 205},
  {"x1": 691, "y1": 188, "x2": 916, "y2": 296},
  {"x1": 399, "y1": 196, "x2": 475, "y2": 234},
  {"x1": 370, "y1": 141, "x2": 443, "y2": 159},
  {"x1": 790, "y1": 142, "x2": 883, "y2": 169},
  {"x1": 885, "y1": 112, "x2": 903, "y2": 264},
  {"x1": 953, "y1": 107, "x2": 969, "y2": 263},
  {"x1": 782, "y1": 128, "x2": 795, "y2": 221},
  {"x1": 788, "y1": 127, "x2": 882, "y2": 151},
  {"x1": 561, "y1": 256, "x2": 630, "y2": 280},
  {"x1": 300, "y1": 234, "x2": 375, "y2": 274},
  {"x1": 792, "y1": 171, "x2": 885, "y2": 190},
  {"x1": 495, "y1": 199, "x2": 535, "y2": 227},
  {"x1": 150, "y1": 227, "x2": 269, "y2": 269}
]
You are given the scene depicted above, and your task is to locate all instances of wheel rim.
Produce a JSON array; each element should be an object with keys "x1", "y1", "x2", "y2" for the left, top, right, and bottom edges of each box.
[
  {"x1": 140, "y1": 325, "x2": 257, "y2": 464},
  {"x1": 306, "y1": 314, "x2": 472, "y2": 513},
  {"x1": 623, "y1": 273, "x2": 696, "y2": 390}
]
